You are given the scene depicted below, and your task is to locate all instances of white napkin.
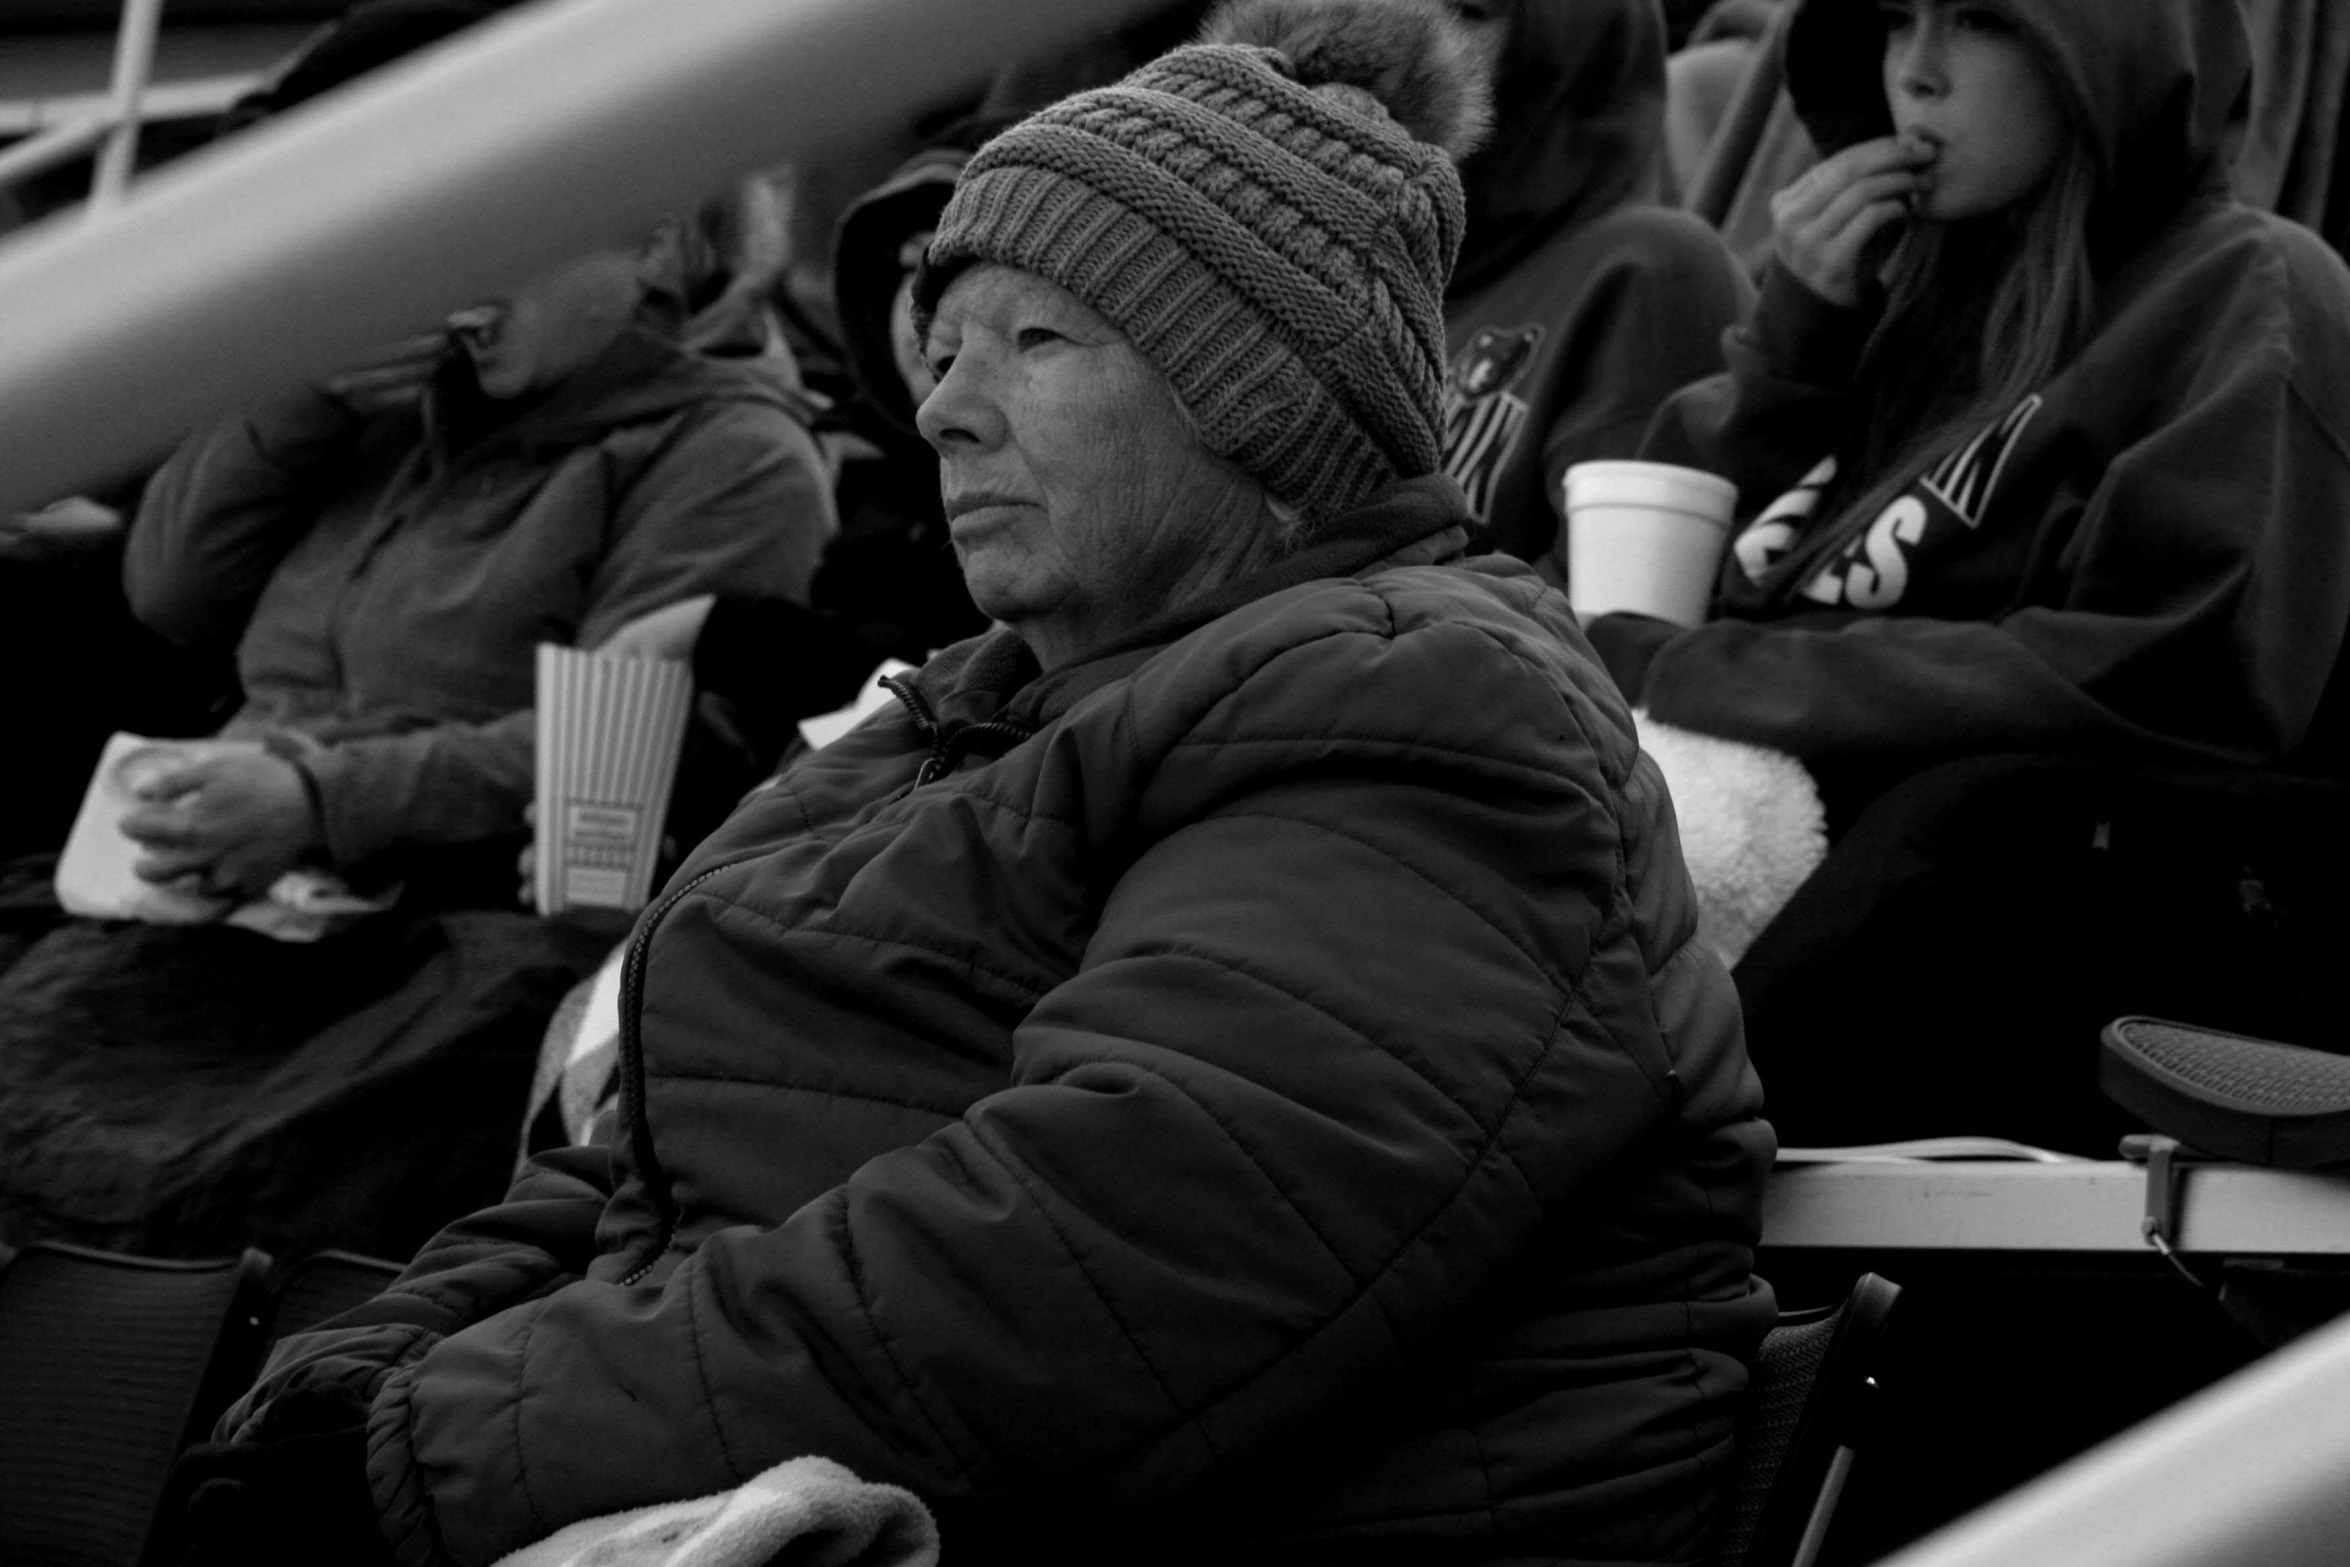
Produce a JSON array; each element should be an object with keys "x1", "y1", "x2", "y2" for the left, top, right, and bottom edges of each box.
[
  {"x1": 53, "y1": 733, "x2": 398, "y2": 942},
  {"x1": 797, "y1": 660, "x2": 918, "y2": 751}
]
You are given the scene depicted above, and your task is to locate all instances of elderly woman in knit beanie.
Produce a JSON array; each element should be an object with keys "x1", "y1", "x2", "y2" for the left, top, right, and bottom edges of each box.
[{"x1": 180, "y1": 4, "x2": 1774, "y2": 1564}]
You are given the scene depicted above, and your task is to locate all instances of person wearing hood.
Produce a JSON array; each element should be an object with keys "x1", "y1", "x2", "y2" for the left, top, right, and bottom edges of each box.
[
  {"x1": 0, "y1": 229, "x2": 837, "y2": 1261},
  {"x1": 173, "y1": 4, "x2": 1772, "y2": 1564},
  {"x1": 602, "y1": 148, "x2": 992, "y2": 791},
  {"x1": 1438, "y1": 0, "x2": 1753, "y2": 567},
  {"x1": 0, "y1": 0, "x2": 502, "y2": 865},
  {"x1": 609, "y1": 151, "x2": 998, "y2": 855},
  {"x1": 1588, "y1": 0, "x2": 2350, "y2": 1146},
  {"x1": 594, "y1": 19, "x2": 1236, "y2": 751}
]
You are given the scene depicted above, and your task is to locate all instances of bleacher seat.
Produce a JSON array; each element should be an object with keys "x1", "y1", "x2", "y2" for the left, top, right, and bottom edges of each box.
[
  {"x1": 266, "y1": 1248, "x2": 404, "y2": 1347},
  {"x1": 1709, "y1": 1271, "x2": 1902, "y2": 1567},
  {"x1": 0, "y1": 1242, "x2": 270, "y2": 1567}
]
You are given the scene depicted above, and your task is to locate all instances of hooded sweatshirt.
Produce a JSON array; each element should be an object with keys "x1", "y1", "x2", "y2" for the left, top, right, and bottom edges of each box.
[
  {"x1": 1442, "y1": 0, "x2": 1752, "y2": 562},
  {"x1": 1603, "y1": 0, "x2": 2350, "y2": 777},
  {"x1": 681, "y1": 148, "x2": 995, "y2": 781},
  {"x1": 808, "y1": 145, "x2": 989, "y2": 649},
  {"x1": 127, "y1": 325, "x2": 836, "y2": 878}
]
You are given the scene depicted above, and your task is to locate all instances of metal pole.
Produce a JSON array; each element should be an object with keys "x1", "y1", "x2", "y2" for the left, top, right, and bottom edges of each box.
[
  {"x1": 1869, "y1": 1306, "x2": 2350, "y2": 1567},
  {"x1": 0, "y1": 118, "x2": 114, "y2": 193},
  {"x1": 0, "y1": 0, "x2": 1158, "y2": 512},
  {"x1": 88, "y1": 0, "x2": 167, "y2": 214}
]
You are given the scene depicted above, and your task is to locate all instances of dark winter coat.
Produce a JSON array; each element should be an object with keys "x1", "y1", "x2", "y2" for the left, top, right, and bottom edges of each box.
[
  {"x1": 228, "y1": 477, "x2": 1774, "y2": 1567},
  {"x1": 1598, "y1": 0, "x2": 2350, "y2": 777},
  {"x1": 1442, "y1": 0, "x2": 1750, "y2": 561},
  {"x1": 126, "y1": 326, "x2": 836, "y2": 877}
]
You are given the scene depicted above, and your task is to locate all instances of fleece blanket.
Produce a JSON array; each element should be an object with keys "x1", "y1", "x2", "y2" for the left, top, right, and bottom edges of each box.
[
  {"x1": 1633, "y1": 710, "x2": 1826, "y2": 966},
  {"x1": 492, "y1": 1456, "x2": 937, "y2": 1567}
]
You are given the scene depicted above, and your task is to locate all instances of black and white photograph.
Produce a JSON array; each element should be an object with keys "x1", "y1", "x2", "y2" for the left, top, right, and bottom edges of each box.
[{"x1": 0, "y1": 1, "x2": 2346, "y2": 1563}]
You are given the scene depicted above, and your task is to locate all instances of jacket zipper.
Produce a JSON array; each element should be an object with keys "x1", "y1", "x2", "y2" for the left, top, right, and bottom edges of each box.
[
  {"x1": 881, "y1": 674, "x2": 947, "y2": 785},
  {"x1": 917, "y1": 718, "x2": 1035, "y2": 783},
  {"x1": 613, "y1": 855, "x2": 757, "y2": 1286},
  {"x1": 883, "y1": 675, "x2": 1035, "y2": 786}
]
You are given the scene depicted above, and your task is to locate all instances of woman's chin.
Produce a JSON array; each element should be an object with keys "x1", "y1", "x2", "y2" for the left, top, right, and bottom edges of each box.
[{"x1": 956, "y1": 574, "x2": 1030, "y2": 630}]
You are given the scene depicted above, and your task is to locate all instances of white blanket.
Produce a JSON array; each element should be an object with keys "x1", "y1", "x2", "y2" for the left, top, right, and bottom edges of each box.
[
  {"x1": 1633, "y1": 711, "x2": 1827, "y2": 966},
  {"x1": 492, "y1": 1456, "x2": 937, "y2": 1567}
]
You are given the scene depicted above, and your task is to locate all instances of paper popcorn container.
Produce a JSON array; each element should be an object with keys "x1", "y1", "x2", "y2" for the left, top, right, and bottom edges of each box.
[
  {"x1": 533, "y1": 644, "x2": 695, "y2": 916},
  {"x1": 1562, "y1": 460, "x2": 1739, "y2": 628}
]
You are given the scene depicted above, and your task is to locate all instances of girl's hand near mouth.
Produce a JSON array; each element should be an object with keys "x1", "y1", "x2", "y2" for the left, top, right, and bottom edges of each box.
[
  {"x1": 1770, "y1": 133, "x2": 1937, "y2": 308},
  {"x1": 321, "y1": 330, "x2": 451, "y2": 415}
]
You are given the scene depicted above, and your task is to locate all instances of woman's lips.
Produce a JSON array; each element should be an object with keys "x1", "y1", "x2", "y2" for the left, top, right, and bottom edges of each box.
[{"x1": 945, "y1": 492, "x2": 1036, "y2": 525}]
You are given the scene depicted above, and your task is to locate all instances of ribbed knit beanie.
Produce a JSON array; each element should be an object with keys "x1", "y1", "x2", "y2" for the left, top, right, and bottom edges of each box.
[{"x1": 916, "y1": 0, "x2": 1492, "y2": 528}]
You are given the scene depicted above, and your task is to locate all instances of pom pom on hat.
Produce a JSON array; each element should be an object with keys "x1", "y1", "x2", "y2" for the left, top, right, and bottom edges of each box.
[
  {"x1": 919, "y1": 0, "x2": 1485, "y2": 529},
  {"x1": 1201, "y1": 0, "x2": 1494, "y2": 160}
]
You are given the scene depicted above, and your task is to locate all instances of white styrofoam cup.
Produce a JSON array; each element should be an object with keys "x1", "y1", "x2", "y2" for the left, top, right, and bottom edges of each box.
[{"x1": 1562, "y1": 460, "x2": 1739, "y2": 627}]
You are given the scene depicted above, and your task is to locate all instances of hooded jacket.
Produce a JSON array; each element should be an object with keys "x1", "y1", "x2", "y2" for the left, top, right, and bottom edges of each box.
[
  {"x1": 127, "y1": 326, "x2": 835, "y2": 878},
  {"x1": 1603, "y1": 0, "x2": 2350, "y2": 777},
  {"x1": 809, "y1": 145, "x2": 989, "y2": 649},
  {"x1": 226, "y1": 477, "x2": 1773, "y2": 1567},
  {"x1": 679, "y1": 148, "x2": 993, "y2": 783},
  {"x1": 1442, "y1": 0, "x2": 1751, "y2": 561}
]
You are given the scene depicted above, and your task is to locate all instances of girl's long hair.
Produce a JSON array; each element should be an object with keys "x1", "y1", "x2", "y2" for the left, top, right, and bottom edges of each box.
[{"x1": 1784, "y1": 132, "x2": 2101, "y2": 581}]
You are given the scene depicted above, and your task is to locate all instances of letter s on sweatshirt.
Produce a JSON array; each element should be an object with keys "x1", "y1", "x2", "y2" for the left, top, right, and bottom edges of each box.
[{"x1": 1841, "y1": 496, "x2": 1930, "y2": 609}]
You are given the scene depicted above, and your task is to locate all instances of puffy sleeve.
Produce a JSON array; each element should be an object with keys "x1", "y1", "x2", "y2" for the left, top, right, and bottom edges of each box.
[
  {"x1": 216, "y1": 1145, "x2": 616, "y2": 1441},
  {"x1": 295, "y1": 400, "x2": 838, "y2": 868},
  {"x1": 361, "y1": 581, "x2": 1698, "y2": 1566}
]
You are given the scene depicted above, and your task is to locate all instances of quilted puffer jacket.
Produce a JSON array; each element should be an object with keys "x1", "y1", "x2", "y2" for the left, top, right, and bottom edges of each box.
[{"x1": 232, "y1": 476, "x2": 1774, "y2": 1566}]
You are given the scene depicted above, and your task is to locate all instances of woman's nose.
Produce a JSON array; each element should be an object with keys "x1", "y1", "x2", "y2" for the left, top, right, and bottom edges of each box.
[
  {"x1": 1889, "y1": 19, "x2": 1947, "y2": 102},
  {"x1": 915, "y1": 349, "x2": 1004, "y2": 455}
]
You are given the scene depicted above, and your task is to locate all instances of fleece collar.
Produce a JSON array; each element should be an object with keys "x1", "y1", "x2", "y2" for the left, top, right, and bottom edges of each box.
[{"x1": 906, "y1": 472, "x2": 1473, "y2": 737}]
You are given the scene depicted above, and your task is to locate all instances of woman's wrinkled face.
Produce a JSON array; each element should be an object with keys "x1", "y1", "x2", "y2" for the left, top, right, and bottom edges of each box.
[
  {"x1": 1880, "y1": 0, "x2": 2067, "y2": 221},
  {"x1": 916, "y1": 264, "x2": 1280, "y2": 669},
  {"x1": 449, "y1": 248, "x2": 645, "y2": 401}
]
